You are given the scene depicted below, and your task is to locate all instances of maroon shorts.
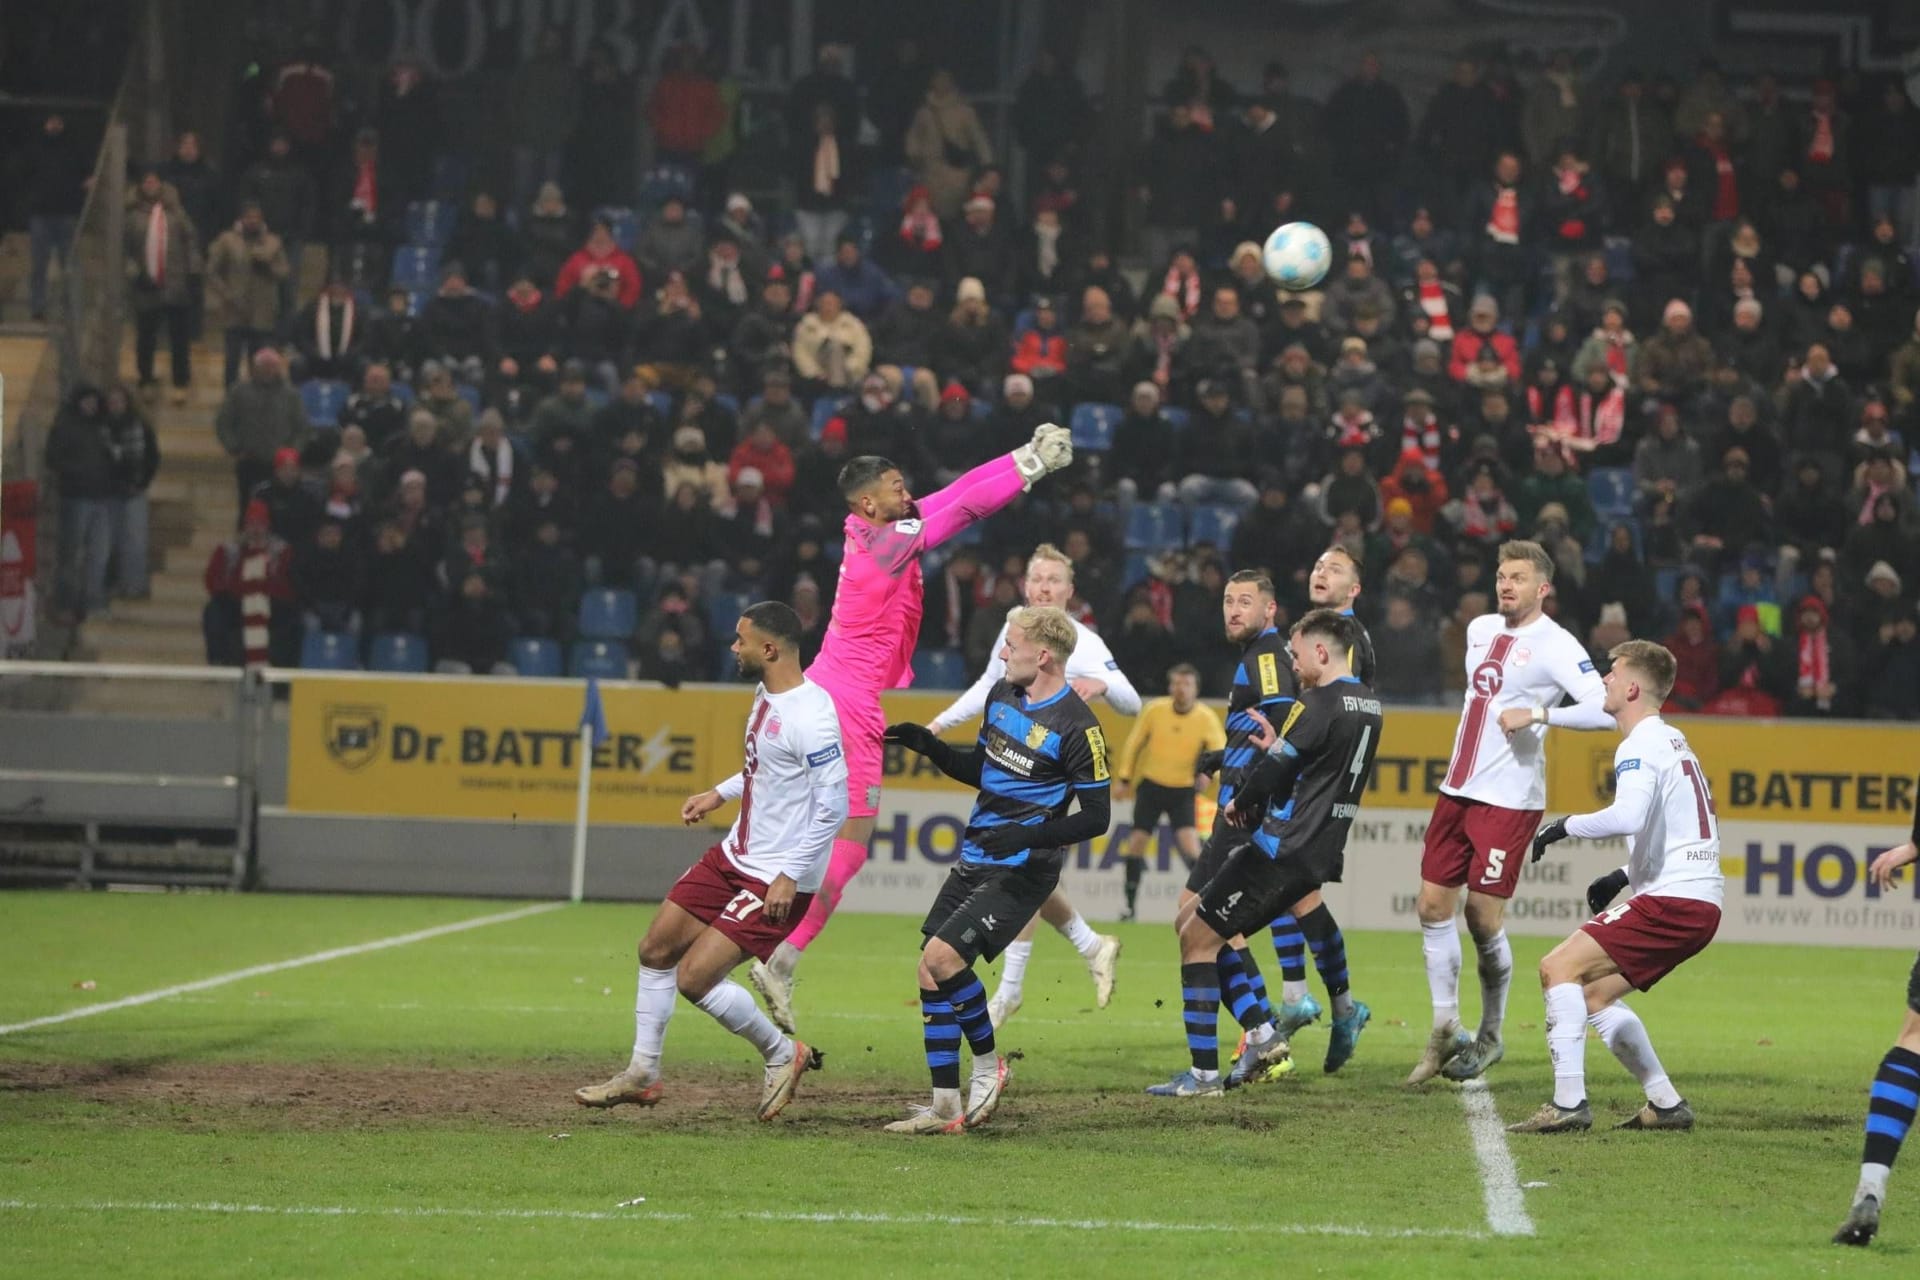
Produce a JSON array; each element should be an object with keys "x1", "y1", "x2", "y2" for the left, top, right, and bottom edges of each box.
[
  {"x1": 665, "y1": 845, "x2": 817, "y2": 962},
  {"x1": 1419, "y1": 793, "x2": 1543, "y2": 899},
  {"x1": 1580, "y1": 893, "x2": 1721, "y2": 991}
]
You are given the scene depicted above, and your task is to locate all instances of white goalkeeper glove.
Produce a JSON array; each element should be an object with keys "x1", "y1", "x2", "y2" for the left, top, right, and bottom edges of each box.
[{"x1": 1011, "y1": 424, "x2": 1074, "y2": 489}]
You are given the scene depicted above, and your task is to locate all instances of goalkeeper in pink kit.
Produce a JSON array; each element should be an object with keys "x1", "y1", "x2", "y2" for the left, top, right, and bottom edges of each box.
[{"x1": 750, "y1": 426, "x2": 1076, "y2": 1030}]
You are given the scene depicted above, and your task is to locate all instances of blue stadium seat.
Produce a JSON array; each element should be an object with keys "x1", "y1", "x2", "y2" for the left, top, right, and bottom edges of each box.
[
  {"x1": 570, "y1": 639, "x2": 630, "y2": 679},
  {"x1": 1587, "y1": 467, "x2": 1635, "y2": 518},
  {"x1": 429, "y1": 154, "x2": 468, "y2": 200},
  {"x1": 912, "y1": 647, "x2": 968, "y2": 689},
  {"x1": 1011, "y1": 308, "x2": 1038, "y2": 338},
  {"x1": 577, "y1": 589, "x2": 638, "y2": 640},
  {"x1": 969, "y1": 399, "x2": 992, "y2": 422},
  {"x1": 391, "y1": 381, "x2": 416, "y2": 406},
  {"x1": 583, "y1": 386, "x2": 610, "y2": 411},
  {"x1": 713, "y1": 392, "x2": 740, "y2": 416},
  {"x1": 646, "y1": 390, "x2": 675, "y2": 419},
  {"x1": 1585, "y1": 517, "x2": 1642, "y2": 565},
  {"x1": 390, "y1": 245, "x2": 440, "y2": 290},
  {"x1": 1653, "y1": 565, "x2": 1684, "y2": 606},
  {"x1": 895, "y1": 364, "x2": 918, "y2": 392},
  {"x1": 707, "y1": 590, "x2": 752, "y2": 637},
  {"x1": 1070, "y1": 402, "x2": 1123, "y2": 452},
  {"x1": 509, "y1": 637, "x2": 564, "y2": 678},
  {"x1": 404, "y1": 289, "x2": 429, "y2": 317},
  {"x1": 406, "y1": 201, "x2": 456, "y2": 247},
  {"x1": 1161, "y1": 406, "x2": 1190, "y2": 431},
  {"x1": 299, "y1": 378, "x2": 350, "y2": 428},
  {"x1": 1125, "y1": 501, "x2": 1182, "y2": 551},
  {"x1": 810, "y1": 396, "x2": 847, "y2": 440},
  {"x1": 1603, "y1": 235, "x2": 1635, "y2": 283},
  {"x1": 594, "y1": 206, "x2": 640, "y2": 254},
  {"x1": 1123, "y1": 551, "x2": 1152, "y2": 587},
  {"x1": 300, "y1": 630, "x2": 359, "y2": 671},
  {"x1": 638, "y1": 165, "x2": 696, "y2": 209},
  {"x1": 454, "y1": 382, "x2": 483, "y2": 414},
  {"x1": 368, "y1": 632, "x2": 429, "y2": 673},
  {"x1": 1187, "y1": 503, "x2": 1242, "y2": 549}
]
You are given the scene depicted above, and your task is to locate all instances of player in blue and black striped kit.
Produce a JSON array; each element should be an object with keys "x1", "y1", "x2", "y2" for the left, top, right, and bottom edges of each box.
[
  {"x1": 1187, "y1": 569, "x2": 1297, "y2": 1086},
  {"x1": 879, "y1": 605, "x2": 1113, "y2": 1135},
  {"x1": 1834, "y1": 800, "x2": 1920, "y2": 1247}
]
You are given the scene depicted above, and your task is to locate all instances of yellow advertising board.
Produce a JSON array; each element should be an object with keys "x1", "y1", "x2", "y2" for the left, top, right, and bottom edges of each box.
[{"x1": 286, "y1": 676, "x2": 1919, "y2": 830}]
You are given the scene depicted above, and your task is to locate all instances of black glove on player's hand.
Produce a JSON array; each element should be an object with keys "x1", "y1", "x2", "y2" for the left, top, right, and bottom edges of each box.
[
  {"x1": 884, "y1": 723, "x2": 938, "y2": 756},
  {"x1": 1586, "y1": 867, "x2": 1630, "y2": 915},
  {"x1": 1531, "y1": 816, "x2": 1570, "y2": 864}
]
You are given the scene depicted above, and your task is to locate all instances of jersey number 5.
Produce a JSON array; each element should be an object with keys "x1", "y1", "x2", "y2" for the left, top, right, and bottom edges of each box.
[{"x1": 721, "y1": 889, "x2": 765, "y2": 923}]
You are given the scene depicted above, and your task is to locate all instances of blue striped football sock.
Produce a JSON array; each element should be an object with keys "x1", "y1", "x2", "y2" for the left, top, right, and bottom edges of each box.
[
  {"x1": 1181, "y1": 961, "x2": 1221, "y2": 1073},
  {"x1": 1270, "y1": 914, "x2": 1308, "y2": 982},
  {"x1": 921, "y1": 987, "x2": 960, "y2": 1090},
  {"x1": 1863, "y1": 1046, "x2": 1920, "y2": 1179}
]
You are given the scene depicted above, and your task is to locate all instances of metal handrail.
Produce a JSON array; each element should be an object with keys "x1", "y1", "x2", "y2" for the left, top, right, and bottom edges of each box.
[
  {"x1": 0, "y1": 660, "x2": 241, "y2": 683},
  {"x1": 0, "y1": 767, "x2": 236, "y2": 787}
]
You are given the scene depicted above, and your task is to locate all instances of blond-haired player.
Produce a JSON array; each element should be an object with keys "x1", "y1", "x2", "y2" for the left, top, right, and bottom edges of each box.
[
  {"x1": 926, "y1": 543, "x2": 1139, "y2": 1026},
  {"x1": 1510, "y1": 640, "x2": 1722, "y2": 1134}
]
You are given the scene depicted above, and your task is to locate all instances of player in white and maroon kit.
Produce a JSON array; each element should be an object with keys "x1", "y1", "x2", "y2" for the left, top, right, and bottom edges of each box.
[
  {"x1": 1508, "y1": 640, "x2": 1722, "y2": 1133},
  {"x1": 1408, "y1": 541, "x2": 1612, "y2": 1086},
  {"x1": 575, "y1": 602, "x2": 848, "y2": 1121}
]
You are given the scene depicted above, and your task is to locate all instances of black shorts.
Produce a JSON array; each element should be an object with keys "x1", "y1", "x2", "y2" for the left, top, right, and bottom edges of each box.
[
  {"x1": 922, "y1": 856, "x2": 1061, "y2": 965},
  {"x1": 1193, "y1": 842, "x2": 1320, "y2": 942},
  {"x1": 1184, "y1": 809, "x2": 1243, "y2": 894},
  {"x1": 1908, "y1": 950, "x2": 1920, "y2": 1016},
  {"x1": 1132, "y1": 780, "x2": 1198, "y2": 835}
]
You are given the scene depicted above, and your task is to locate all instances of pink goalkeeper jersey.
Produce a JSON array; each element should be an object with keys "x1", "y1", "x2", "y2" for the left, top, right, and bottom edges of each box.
[{"x1": 808, "y1": 454, "x2": 1028, "y2": 692}]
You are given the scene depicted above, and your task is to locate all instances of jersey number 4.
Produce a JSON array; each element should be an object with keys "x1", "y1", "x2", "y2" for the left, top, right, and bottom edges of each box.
[{"x1": 721, "y1": 889, "x2": 765, "y2": 923}]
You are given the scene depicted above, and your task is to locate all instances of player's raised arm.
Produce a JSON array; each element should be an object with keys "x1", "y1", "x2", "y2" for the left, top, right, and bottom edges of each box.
[
  {"x1": 1561, "y1": 753, "x2": 1659, "y2": 841},
  {"x1": 929, "y1": 619, "x2": 1010, "y2": 732},
  {"x1": 1076, "y1": 629, "x2": 1143, "y2": 715},
  {"x1": 885, "y1": 721, "x2": 983, "y2": 787},
  {"x1": 913, "y1": 426, "x2": 1074, "y2": 548}
]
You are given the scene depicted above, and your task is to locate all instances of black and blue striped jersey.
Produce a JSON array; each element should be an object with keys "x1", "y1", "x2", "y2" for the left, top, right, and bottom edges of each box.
[
  {"x1": 964, "y1": 680, "x2": 1110, "y2": 868},
  {"x1": 1248, "y1": 677, "x2": 1384, "y2": 883},
  {"x1": 1219, "y1": 626, "x2": 1298, "y2": 811}
]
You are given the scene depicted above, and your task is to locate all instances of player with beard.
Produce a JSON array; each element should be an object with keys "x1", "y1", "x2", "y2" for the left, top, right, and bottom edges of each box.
[
  {"x1": 750, "y1": 429, "x2": 1075, "y2": 1032},
  {"x1": 574, "y1": 602, "x2": 845, "y2": 1120}
]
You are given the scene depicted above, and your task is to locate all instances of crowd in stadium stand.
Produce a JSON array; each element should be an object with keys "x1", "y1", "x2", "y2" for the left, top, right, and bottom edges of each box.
[{"x1": 37, "y1": 37, "x2": 1920, "y2": 716}]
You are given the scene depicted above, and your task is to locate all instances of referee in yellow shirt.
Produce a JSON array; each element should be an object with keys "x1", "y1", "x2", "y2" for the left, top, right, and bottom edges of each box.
[{"x1": 1113, "y1": 663, "x2": 1227, "y2": 920}]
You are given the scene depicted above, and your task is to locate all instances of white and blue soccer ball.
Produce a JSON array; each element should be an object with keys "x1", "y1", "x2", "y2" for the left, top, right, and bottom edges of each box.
[{"x1": 1262, "y1": 221, "x2": 1332, "y2": 291}]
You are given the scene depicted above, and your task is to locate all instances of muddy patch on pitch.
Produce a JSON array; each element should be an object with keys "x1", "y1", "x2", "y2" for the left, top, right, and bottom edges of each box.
[{"x1": 0, "y1": 1061, "x2": 918, "y2": 1131}]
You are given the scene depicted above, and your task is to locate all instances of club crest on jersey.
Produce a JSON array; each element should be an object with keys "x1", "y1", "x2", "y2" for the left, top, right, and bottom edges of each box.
[
  {"x1": 1510, "y1": 646, "x2": 1532, "y2": 667},
  {"x1": 765, "y1": 715, "x2": 782, "y2": 739},
  {"x1": 1471, "y1": 661, "x2": 1505, "y2": 698},
  {"x1": 1025, "y1": 722, "x2": 1050, "y2": 749}
]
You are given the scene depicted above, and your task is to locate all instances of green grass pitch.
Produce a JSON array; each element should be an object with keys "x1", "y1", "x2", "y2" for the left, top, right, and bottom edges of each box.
[{"x1": 0, "y1": 889, "x2": 1914, "y2": 1278}]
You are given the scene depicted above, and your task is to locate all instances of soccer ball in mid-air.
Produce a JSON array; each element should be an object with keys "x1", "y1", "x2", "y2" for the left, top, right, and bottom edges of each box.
[{"x1": 1262, "y1": 221, "x2": 1332, "y2": 290}]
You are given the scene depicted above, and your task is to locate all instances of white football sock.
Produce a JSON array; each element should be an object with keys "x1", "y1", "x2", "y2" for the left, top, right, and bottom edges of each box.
[
  {"x1": 630, "y1": 964, "x2": 677, "y2": 1071},
  {"x1": 1245, "y1": 1021, "x2": 1276, "y2": 1047},
  {"x1": 997, "y1": 940, "x2": 1033, "y2": 999},
  {"x1": 766, "y1": 940, "x2": 800, "y2": 980},
  {"x1": 695, "y1": 979, "x2": 790, "y2": 1063},
  {"x1": 971, "y1": 1050, "x2": 1001, "y2": 1082},
  {"x1": 1281, "y1": 978, "x2": 1311, "y2": 1005},
  {"x1": 932, "y1": 1086, "x2": 963, "y2": 1119},
  {"x1": 1544, "y1": 982, "x2": 1588, "y2": 1108},
  {"x1": 1589, "y1": 1001, "x2": 1680, "y2": 1109},
  {"x1": 1422, "y1": 920, "x2": 1462, "y2": 1031},
  {"x1": 1057, "y1": 911, "x2": 1101, "y2": 959},
  {"x1": 1475, "y1": 930, "x2": 1513, "y2": 1043},
  {"x1": 1859, "y1": 1163, "x2": 1891, "y2": 1203}
]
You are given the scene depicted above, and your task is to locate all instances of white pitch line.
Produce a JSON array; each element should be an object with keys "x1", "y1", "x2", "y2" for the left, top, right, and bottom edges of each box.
[
  {"x1": 0, "y1": 1199, "x2": 1485, "y2": 1240},
  {"x1": 0, "y1": 902, "x2": 567, "y2": 1037},
  {"x1": 1458, "y1": 1080, "x2": 1536, "y2": 1237}
]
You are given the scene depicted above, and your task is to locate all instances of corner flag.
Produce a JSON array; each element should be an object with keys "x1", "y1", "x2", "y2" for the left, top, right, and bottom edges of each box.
[{"x1": 580, "y1": 677, "x2": 609, "y2": 748}]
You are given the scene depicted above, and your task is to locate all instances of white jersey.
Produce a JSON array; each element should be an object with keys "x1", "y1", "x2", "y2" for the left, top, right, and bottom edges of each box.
[
  {"x1": 1441, "y1": 612, "x2": 1609, "y2": 810},
  {"x1": 928, "y1": 613, "x2": 1142, "y2": 730},
  {"x1": 714, "y1": 679, "x2": 849, "y2": 893},
  {"x1": 1567, "y1": 715, "x2": 1724, "y2": 907}
]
